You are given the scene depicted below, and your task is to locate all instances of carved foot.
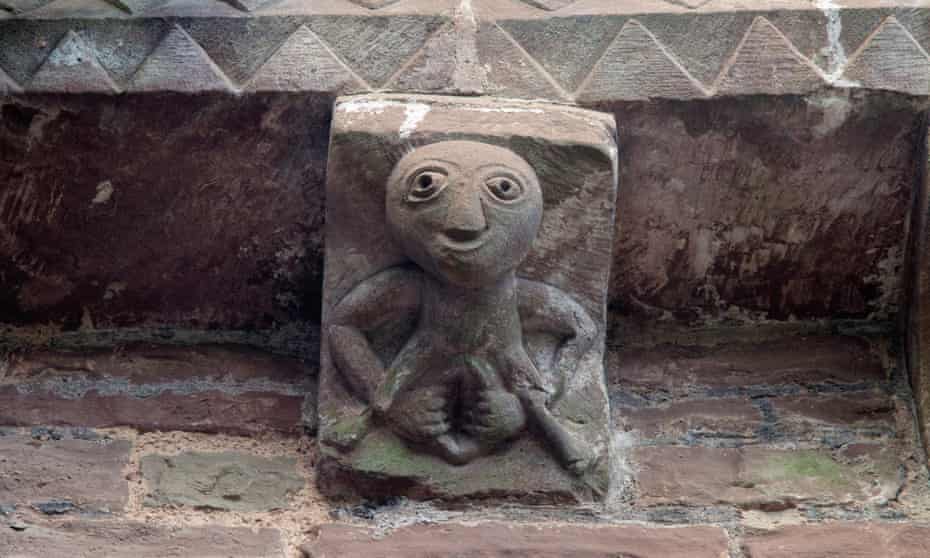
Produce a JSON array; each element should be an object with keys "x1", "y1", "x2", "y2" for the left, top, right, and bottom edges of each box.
[
  {"x1": 464, "y1": 389, "x2": 526, "y2": 446},
  {"x1": 517, "y1": 388, "x2": 596, "y2": 477},
  {"x1": 385, "y1": 386, "x2": 451, "y2": 443},
  {"x1": 434, "y1": 433, "x2": 481, "y2": 466}
]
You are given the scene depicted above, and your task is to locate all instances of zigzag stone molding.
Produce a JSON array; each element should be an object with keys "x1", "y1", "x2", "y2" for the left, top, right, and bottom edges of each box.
[{"x1": 0, "y1": 0, "x2": 928, "y2": 99}]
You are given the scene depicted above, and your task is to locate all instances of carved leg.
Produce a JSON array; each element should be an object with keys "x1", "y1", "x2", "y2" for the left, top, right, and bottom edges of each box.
[
  {"x1": 504, "y1": 349, "x2": 595, "y2": 475},
  {"x1": 372, "y1": 331, "x2": 435, "y2": 415},
  {"x1": 328, "y1": 325, "x2": 384, "y2": 404}
]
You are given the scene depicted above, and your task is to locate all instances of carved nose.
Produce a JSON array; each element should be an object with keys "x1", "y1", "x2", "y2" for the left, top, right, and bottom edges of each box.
[{"x1": 445, "y1": 187, "x2": 487, "y2": 240}]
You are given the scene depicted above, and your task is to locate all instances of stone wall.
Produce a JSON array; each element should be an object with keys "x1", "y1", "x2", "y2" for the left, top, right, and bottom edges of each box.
[
  {"x1": 4, "y1": 0, "x2": 930, "y2": 556},
  {"x1": 1, "y1": 92, "x2": 921, "y2": 337}
]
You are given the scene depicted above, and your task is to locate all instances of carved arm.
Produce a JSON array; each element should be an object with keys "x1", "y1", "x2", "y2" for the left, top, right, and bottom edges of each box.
[
  {"x1": 517, "y1": 278, "x2": 598, "y2": 384},
  {"x1": 326, "y1": 266, "x2": 422, "y2": 404}
]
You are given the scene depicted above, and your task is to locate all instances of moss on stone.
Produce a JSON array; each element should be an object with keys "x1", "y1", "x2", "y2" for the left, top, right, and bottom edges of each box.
[
  {"x1": 325, "y1": 411, "x2": 372, "y2": 450},
  {"x1": 350, "y1": 429, "x2": 445, "y2": 478},
  {"x1": 756, "y1": 451, "x2": 849, "y2": 487}
]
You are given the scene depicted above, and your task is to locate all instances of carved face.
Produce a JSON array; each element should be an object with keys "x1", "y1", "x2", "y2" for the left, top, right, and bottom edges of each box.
[{"x1": 386, "y1": 141, "x2": 543, "y2": 288}]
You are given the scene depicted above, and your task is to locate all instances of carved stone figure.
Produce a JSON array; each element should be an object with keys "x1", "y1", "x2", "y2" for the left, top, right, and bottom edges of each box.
[
  {"x1": 328, "y1": 141, "x2": 597, "y2": 473},
  {"x1": 318, "y1": 95, "x2": 617, "y2": 502}
]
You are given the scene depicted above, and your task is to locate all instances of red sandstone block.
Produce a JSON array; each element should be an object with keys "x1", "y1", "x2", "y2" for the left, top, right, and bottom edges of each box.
[
  {"x1": 0, "y1": 388, "x2": 303, "y2": 435},
  {"x1": 4, "y1": 344, "x2": 311, "y2": 385},
  {"x1": 0, "y1": 344, "x2": 311, "y2": 434},
  {"x1": 618, "y1": 397, "x2": 761, "y2": 439},
  {"x1": 771, "y1": 390, "x2": 896, "y2": 426},
  {"x1": 0, "y1": 434, "x2": 130, "y2": 512},
  {"x1": 633, "y1": 446, "x2": 901, "y2": 509},
  {"x1": 610, "y1": 336, "x2": 883, "y2": 393},
  {"x1": 0, "y1": 519, "x2": 286, "y2": 557},
  {"x1": 300, "y1": 522, "x2": 730, "y2": 558},
  {"x1": 742, "y1": 522, "x2": 930, "y2": 557}
]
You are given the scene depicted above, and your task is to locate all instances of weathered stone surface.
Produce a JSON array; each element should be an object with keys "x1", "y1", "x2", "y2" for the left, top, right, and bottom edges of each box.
[
  {"x1": 387, "y1": 6, "x2": 567, "y2": 99},
  {"x1": 24, "y1": 0, "x2": 128, "y2": 18},
  {"x1": 0, "y1": 93, "x2": 330, "y2": 330},
  {"x1": 0, "y1": 520, "x2": 286, "y2": 557},
  {"x1": 224, "y1": 0, "x2": 275, "y2": 12},
  {"x1": 606, "y1": 95, "x2": 920, "y2": 325},
  {"x1": 577, "y1": 19, "x2": 706, "y2": 102},
  {"x1": 475, "y1": 23, "x2": 567, "y2": 100},
  {"x1": 0, "y1": 433, "x2": 130, "y2": 512},
  {"x1": 300, "y1": 522, "x2": 730, "y2": 558},
  {"x1": 910, "y1": 124, "x2": 930, "y2": 455},
  {"x1": 127, "y1": 25, "x2": 233, "y2": 92},
  {"x1": 633, "y1": 10, "x2": 825, "y2": 88},
  {"x1": 0, "y1": 345, "x2": 312, "y2": 434},
  {"x1": 4, "y1": 344, "x2": 314, "y2": 384},
  {"x1": 307, "y1": 16, "x2": 445, "y2": 87},
  {"x1": 772, "y1": 390, "x2": 896, "y2": 427},
  {"x1": 0, "y1": 66, "x2": 22, "y2": 93},
  {"x1": 0, "y1": 21, "x2": 172, "y2": 87},
  {"x1": 28, "y1": 30, "x2": 119, "y2": 93},
  {"x1": 499, "y1": 15, "x2": 628, "y2": 93},
  {"x1": 0, "y1": 3, "x2": 926, "y2": 97},
  {"x1": 714, "y1": 16, "x2": 824, "y2": 95},
  {"x1": 0, "y1": 94, "x2": 920, "y2": 338},
  {"x1": 245, "y1": 25, "x2": 365, "y2": 93},
  {"x1": 844, "y1": 16, "x2": 930, "y2": 96},
  {"x1": 634, "y1": 446, "x2": 902, "y2": 508},
  {"x1": 179, "y1": 18, "x2": 303, "y2": 86},
  {"x1": 141, "y1": 451, "x2": 304, "y2": 511},
  {"x1": 385, "y1": 20, "x2": 462, "y2": 93},
  {"x1": 0, "y1": 388, "x2": 304, "y2": 434},
  {"x1": 619, "y1": 397, "x2": 761, "y2": 440},
  {"x1": 610, "y1": 336, "x2": 884, "y2": 393},
  {"x1": 522, "y1": 0, "x2": 575, "y2": 11},
  {"x1": 0, "y1": 0, "x2": 56, "y2": 14},
  {"x1": 318, "y1": 95, "x2": 616, "y2": 502},
  {"x1": 345, "y1": 0, "x2": 403, "y2": 9},
  {"x1": 742, "y1": 522, "x2": 930, "y2": 557}
]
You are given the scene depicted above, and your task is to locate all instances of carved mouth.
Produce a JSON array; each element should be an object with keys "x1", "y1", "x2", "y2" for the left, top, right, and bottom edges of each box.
[{"x1": 439, "y1": 233, "x2": 486, "y2": 253}]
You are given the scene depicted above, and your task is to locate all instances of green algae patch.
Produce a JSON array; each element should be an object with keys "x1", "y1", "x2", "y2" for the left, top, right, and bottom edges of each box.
[
  {"x1": 758, "y1": 451, "x2": 849, "y2": 486},
  {"x1": 743, "y1": 449, "x2": 859, "y2": 505},
  {"x1": 323, "y1": 411, "x2": 373, "y2": 451},
  {"x1": 350, "y1": 428, "x2": 447, "y2": 477}
]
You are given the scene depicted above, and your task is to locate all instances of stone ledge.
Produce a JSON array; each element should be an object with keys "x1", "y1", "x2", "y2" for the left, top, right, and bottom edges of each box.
[
  {"x1": 741, "y1": 522, "x2": 930, "y2": 557},
  {"x1": 299, "y1": 522, "x2": 731, "y2": 558},
  {"x1": 609, "y1": 335, "x2": 886, "y2": 395},
  {"x1": 0, "y1": 519, "x2": 286, "y2": 558},
  {"x1": 0, "y1": 345, "x2": 314, "y2": 434},
  {"x1": 0, "y1": 1, "x2": 927, "y2": 98}
]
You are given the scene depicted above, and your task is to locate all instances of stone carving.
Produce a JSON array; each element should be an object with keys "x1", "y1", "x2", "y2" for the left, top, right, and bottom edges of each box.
[
  {"x1": 327, "y1": 140, "x2": 597, "y2": 472},
  {"x1": 318, "y1": 95, "x2": 617, "y2": 502},
  {"x1": 1, "y1": 7, "x2": 928, "y2": 98}
]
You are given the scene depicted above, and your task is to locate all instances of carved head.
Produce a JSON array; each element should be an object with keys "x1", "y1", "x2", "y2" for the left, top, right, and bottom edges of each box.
[{"x1": 386, "y1": 141, "x2": 543, "y2": 288}]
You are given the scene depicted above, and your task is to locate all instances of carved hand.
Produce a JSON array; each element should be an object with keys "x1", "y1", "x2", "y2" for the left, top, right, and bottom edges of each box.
[
  {"x1": 465, "y1": 389, "x2": 526, "y2": 445},
  {"x1": 387, "y1": 386, "x2": 451, "y2": 443}
]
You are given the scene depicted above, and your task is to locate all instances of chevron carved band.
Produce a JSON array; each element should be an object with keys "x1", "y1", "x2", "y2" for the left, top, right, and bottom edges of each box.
[{"x1": 0, "y1": 0, "x2": 928, "y2": 99}]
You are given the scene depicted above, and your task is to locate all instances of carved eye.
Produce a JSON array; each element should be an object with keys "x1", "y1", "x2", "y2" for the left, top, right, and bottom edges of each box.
[
  {"x1": 407, "y1": 170, "x2": 447, "y2": 202},
  {"x1": 485, "y1": 176, "x2": 523, "y2": 202}
]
